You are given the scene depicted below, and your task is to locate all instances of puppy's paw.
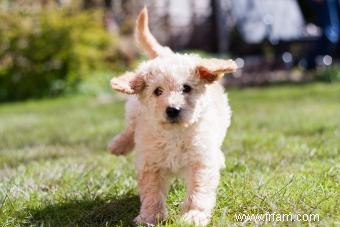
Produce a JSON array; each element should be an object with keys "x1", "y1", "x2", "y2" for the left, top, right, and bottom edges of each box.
[
  {"x1": 181, "y1": 210, "x2": 210, "y2": 226},
  {"x1": 133, "y1": 215, "x2": 145, "y2": 225},
  {"x1": 107, "y1": 128, "x2": 134, "y2": 155},
  {"x1": 134, "y1": 212, "x2": 166, "y2": 225},
  {"x1": 107, "y1": 138, "x2": 126, "y2": 155}
]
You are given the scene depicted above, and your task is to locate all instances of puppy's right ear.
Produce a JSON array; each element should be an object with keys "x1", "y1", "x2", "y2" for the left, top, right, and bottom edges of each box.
[{"x1": 110, "y1": 72, "x2": 145, "y2": 94}]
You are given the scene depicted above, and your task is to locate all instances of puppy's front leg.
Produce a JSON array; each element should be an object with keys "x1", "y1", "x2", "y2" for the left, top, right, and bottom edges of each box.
[
  {"x1": 134, "y1": 167, "x2": 168, "y2": 225},
  {"x1": 182, "y1": 163, "x2": 220, "y2": 226}
]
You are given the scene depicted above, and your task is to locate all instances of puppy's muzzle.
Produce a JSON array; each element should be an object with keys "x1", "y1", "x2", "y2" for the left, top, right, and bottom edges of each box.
[{"x1": 166, "y1": 107, "x2": 181, "y2": 122}]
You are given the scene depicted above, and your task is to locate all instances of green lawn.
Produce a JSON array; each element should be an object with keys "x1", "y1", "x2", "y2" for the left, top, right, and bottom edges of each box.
[{"x1": 0, "y1": 83, "x2": 339, "y2": 226}]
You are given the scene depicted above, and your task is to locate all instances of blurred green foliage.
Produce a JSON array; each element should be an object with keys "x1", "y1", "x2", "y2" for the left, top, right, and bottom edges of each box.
[
  {"x1": 317, "y1": 66, "x2": 340, "y2": 82},
  {"x1": 0, "y1": 9, "x2": 118, "y2": 102}
]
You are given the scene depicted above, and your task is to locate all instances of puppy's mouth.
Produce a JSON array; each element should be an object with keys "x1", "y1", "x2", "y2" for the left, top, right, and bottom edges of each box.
[
  {"x1": 163, "y1": 118, "x2": 180, "y2": 125},
  {"x1": 168, "y1": 119, "x2": 180, "y2": 125},
  {"x1": 161, "y1": 117, "x2": 191, "y2": 128}
]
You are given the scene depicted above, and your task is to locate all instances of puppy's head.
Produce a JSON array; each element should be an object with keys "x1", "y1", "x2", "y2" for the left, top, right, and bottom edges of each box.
[{"x1": 111, "y1": 7, "x2": 237, "y2": 128}]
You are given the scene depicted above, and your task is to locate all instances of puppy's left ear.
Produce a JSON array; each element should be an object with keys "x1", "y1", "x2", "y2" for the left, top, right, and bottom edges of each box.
[
  {"x1": 110, "y1": 72, "x2": 145, "y2": 94},
  {"x1": 196, "y1": 58, "x2": 237, "y2": 83}
]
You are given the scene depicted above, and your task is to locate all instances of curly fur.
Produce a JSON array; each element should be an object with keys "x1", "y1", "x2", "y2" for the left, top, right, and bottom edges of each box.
[{"x1": 108, "y1": 7, "x2": 237, "y2": 226}]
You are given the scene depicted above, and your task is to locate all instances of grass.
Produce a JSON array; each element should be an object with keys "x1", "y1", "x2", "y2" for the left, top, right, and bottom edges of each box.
[{"x1": 0, "y1": 82, "x2": 339, "y2": 226}]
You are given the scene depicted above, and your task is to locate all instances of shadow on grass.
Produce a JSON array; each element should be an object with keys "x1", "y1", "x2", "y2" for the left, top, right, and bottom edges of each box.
[{"x1": 28, "y1": 195, "x2": 140, "y2": 226}]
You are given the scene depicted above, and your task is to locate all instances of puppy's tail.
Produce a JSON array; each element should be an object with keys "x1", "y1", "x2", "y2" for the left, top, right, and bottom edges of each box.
[
  {"x1": 135, "y1": 7, "x2": 172, "y2": 59},
  {"x1": 108, "y1": 126, "x2": 134, "y2": 155}
]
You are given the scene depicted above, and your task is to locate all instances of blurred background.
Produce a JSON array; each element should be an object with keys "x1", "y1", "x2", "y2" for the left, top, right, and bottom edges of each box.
[
  {"x1": 1, "y1": 2, "x2": 339, "y2": 225},
  {"x1": 0, "y1": 0, "x2": 339, "y2": 102}
]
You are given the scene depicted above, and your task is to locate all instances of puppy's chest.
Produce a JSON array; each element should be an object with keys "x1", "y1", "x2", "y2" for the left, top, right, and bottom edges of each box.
[{"x1": 148, "y1": 133, "x2": 197, "y2": 171}]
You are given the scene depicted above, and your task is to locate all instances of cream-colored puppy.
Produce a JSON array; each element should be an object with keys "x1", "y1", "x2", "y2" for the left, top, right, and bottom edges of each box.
[{"x1": 108, "y1": 7, "x2": 236, "y2": 226}]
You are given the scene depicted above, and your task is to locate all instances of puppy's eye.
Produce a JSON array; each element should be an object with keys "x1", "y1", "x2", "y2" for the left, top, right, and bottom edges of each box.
[
  {"x1": 183, "y1": 84, "x2": 192, "y2": 93},
  {"x1": 153, "y1": 87, "x2": 163, "y2": 96}
]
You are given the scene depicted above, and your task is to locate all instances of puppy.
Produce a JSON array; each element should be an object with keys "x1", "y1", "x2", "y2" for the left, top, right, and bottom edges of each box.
[{"x1": 108, "y1": 7, "x2": 236, "y2": 226}]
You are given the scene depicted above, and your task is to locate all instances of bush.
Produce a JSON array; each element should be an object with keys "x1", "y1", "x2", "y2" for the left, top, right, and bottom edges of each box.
[
  {"x1": 0, "y1": 9, "x2": 118, "y2": 102},
  {"x1": 316, "y1": 66, "x2": 340, "y2": 82}
]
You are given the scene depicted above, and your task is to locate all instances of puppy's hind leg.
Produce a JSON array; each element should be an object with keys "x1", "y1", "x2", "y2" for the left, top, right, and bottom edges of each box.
[
  {"x1": 107, "y1": 126, "x2": 134, "y2": 155},
  {"x1": 108, "y1": 96, "x2": 137, "y2": 155}
]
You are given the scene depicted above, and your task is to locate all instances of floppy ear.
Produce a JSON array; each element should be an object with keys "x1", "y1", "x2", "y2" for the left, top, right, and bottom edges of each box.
[
  {"x1": 196, "y1": 58, "x2": 237, "y2": 83},
  {"x1": 110, "y1": 72, "x2": 145, "y2": 94}
]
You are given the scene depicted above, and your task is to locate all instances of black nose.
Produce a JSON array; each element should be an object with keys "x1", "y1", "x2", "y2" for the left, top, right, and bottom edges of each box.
[{"x1": 166, "y1": 107, "x2": 181, "y2": 119}]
